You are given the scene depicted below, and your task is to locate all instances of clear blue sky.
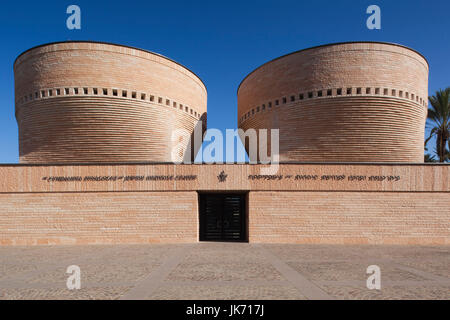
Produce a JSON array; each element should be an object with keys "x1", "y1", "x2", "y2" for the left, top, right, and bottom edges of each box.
[{"x1": 0, "y1": 0, "x2": 448, "y2": 163}]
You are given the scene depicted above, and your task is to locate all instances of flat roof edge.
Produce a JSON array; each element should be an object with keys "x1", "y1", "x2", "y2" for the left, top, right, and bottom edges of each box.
[{"x1": 0, "y1": 162, "x2": 445, "y2": 167}]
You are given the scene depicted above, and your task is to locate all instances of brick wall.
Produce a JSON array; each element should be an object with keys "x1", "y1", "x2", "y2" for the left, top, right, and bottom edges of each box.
[
  {"x1": 0, "y1": 164, "x2": 448, "y2": 245},
  {"x1": 249, "y1": 191, "x2": 449, "y2": 245},
  {"x1": 14, "y1": 41, "x2": 207, "y2": 163},
  {"x1": 1, "y1": 163, "x2": 447, "y2": 193},
  {"x1": 1, "y1": 189, "x2": 447, "y2": 246},
  {"x1": 238, "y1": 42, "x2": 429, "y2": 163},
  {"x1": 0, "y1": 191, "x2": 198, "y2": 245}
]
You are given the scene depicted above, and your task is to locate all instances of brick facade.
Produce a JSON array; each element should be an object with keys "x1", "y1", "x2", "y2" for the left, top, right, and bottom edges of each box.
[
  {"x1": 238, "y1": 42, "x2": 429, "y2": 162},
  {"x1": 249, "y1": 191, "x2": 448, "y2": 245},
  {"x1": 0, "y1": 191, "x2": 198, "y2": 245},
  {"x1": 5, "y1": 41, "x2": 448, "y2": 246},
  {"x1": 0, "y1": 164, "x2": 448, "y2": 245},
  {"x1": 14, "y1": 41, "x2": 207, "y2": 163}
]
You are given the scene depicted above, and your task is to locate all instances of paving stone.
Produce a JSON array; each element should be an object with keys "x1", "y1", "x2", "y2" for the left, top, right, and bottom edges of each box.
[{"x1": 0, "y1": 244, "x2": 448, "y2": 300}]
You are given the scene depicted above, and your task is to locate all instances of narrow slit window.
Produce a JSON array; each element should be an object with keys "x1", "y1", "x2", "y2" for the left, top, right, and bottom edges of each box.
[
  {"x1": 290, "y1": 96, "x2": 295, "y2": 102},
  {"x1": 299, "y1": 93, "x2": 304, "y2": 100},
  {"x1": 347, "y1": 88, "x2": 352, "y2": 95},
  {"x1": 93, "y1": 88, "x2": 98, "y2": 95},
  {"x1": 375, "y1": 88, "x2": 380, "y2": 95},
  {"x1": 166, "y1": 99, "x2": 170, "y2": 106},
  {"x1": 122, "y1": 90, "x2": 127, "y2": 97},
  {"x1": 56, "y1": 89, "x2": 61, "y2": 96},
  {"x1": 327, "y1": 89, "x2": 332, "y2": 96},
  {"x1": 83, "y1": 88, "x2": 88, "y2": 94},
  {"x1": 337, "y1": 88, "x2": 342, "y2": 95},
  {"x1": 282, "y1": 97, "x2": 287, "y2": 104},
  {"x1": 103, "y1": 88, "x2": 108, "y2": 95},
  {"x1": 366, "y1": 88, "x2": 371, "y2": 94},
  {"x1": 392, "y1": 89, "x2": 396, "y2": 96},
  {"x1": 150, "y1": 95, "x2": 155, "y2": 102},
  {"x1": 357, "y1": 88, "x2": 362, "y2": 94},
  {"x1": 48, "y1": 90, "x2": 53, "y2": 96},
  {"x1": 41, "y1": 90, "x2": 46, "y2": 97},
  {"x1": 132, "y1": 92, "x2": 137, "y2": 99},
  {"x1": 384, "y1": 88, "x2": 388, "y2": 95},
  {"x1": 317, "y1": 90, "x2": 323, "y2": 97},
  {"x1": 141, "y1": 93, "x2": 146, "y2": 100},
  {"x1": 113, "y1": 89, "x2": 118, "y2": 96}
]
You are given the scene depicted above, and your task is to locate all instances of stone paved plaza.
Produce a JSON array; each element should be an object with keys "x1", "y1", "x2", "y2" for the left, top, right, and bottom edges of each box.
[{"x1": 0, "y1": 243, "x2": 448, "y2": 300}]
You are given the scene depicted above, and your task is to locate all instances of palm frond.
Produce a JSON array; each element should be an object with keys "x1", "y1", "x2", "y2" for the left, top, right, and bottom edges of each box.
[{"x1": 427, "y1": 87, "x2": 450, "y2": 162}]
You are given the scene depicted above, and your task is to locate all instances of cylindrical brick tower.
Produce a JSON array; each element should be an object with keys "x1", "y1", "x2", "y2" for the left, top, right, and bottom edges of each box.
[
  {"x1": 237, "y1": 42, "x2": 428, "y2": 163},
  {"x1": 14, "y1": 41, "x2": 207, "y2": 163}
]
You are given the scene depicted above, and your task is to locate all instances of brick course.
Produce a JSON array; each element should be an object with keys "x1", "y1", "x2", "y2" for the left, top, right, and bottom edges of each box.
[{"x1": 5, "y1": 41, "x2": 448, "y2": 246}]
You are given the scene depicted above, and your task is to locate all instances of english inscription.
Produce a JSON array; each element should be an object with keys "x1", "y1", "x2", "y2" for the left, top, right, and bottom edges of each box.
[{"x1": 42, "y1": 175, "x2": 197, "y2": 182}]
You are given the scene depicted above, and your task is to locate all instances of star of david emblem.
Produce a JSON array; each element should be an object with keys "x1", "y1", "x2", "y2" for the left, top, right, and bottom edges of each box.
[{"x1": 217, "y1": 171, "x2": 228, "y2": 183}]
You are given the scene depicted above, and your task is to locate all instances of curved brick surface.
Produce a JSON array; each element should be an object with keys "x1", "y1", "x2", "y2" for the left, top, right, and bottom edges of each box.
[
  {"x1": 14, "y1": 41, "x2": 207, "y2": 163},
  {"x1": 237, "y1": 42, "x2": 429, "y2": 162}
]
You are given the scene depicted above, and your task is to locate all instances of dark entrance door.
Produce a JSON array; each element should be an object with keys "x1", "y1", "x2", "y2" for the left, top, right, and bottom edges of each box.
[{"x1": 199, "y1": 193, "x2": 246, "y2": 242}]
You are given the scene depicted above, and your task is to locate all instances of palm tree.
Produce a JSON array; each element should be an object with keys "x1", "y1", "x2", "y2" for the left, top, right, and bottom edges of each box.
[
  {"x1": 424, "y1": 146, "x2": 448, "y2": 162},
  {"x1": 426, "y1": 88, "x2": 450, "y2": 162},
  {"x1": 424, "y1": 153, "x2": 437, "y2": 163}
]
